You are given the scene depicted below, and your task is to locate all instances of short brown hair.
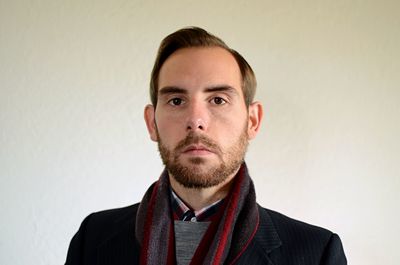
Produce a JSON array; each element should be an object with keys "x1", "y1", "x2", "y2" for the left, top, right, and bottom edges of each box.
[{"x1": 150, "y1": 27, "x2": 257, "y2": 107}]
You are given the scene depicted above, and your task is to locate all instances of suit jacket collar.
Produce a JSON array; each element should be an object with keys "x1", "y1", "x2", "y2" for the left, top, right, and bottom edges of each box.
[
  {"x1": 248, "y1": 205, "x2": 282, "y2": 265},
  {"x1": 257, "y1": 205, "x2": 282, "y2": 252}
]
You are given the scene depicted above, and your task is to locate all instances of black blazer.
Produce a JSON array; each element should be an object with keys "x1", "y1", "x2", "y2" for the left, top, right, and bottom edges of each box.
[{"x1": 65, "y1": 204, "x2": 347, "y2": 265}]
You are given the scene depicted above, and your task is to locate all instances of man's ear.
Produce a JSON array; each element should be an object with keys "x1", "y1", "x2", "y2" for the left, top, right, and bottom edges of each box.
[
  {"x1": 247, "y1": 101, "x2": 263, "y2": 140},
  {"x1": 144, "y1": 104, "x2": 158, "y2": 142}
]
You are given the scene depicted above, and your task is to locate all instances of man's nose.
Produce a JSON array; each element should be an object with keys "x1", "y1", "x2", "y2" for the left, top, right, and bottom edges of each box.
[{"x1": 186, "y1": 102, "x2": 208, "y2": 132}]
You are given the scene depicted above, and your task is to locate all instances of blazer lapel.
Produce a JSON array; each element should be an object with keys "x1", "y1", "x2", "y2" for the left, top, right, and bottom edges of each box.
[
  {"x1": 251, "y1": 206, "x2": 283, "y2": 264},
  {"x1": 232, "y1": 206, "x2": 282, "y2": 265}
]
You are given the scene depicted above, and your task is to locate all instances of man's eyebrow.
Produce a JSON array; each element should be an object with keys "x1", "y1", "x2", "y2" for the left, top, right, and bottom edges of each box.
[
  {"x1": 204, "y1": 85, "x2": 238, "y2": 94},
  {"x1": 159, "y1": 86, "x2": 187, "y2": 95},
  {"x1": 158, "y1": 85, "x2": 238, "y2": 95}
]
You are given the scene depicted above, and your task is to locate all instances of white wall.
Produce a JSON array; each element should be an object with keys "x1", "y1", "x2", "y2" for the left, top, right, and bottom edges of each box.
[{"x1": 1, "y1": 1, "x2": 399, "y2": 264}]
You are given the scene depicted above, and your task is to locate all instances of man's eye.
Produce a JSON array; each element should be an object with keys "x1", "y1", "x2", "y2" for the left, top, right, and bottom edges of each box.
[
  {"x1": 168, "y1": 98, "x2": 184, "y2": 106},
  {"x1": 212, "y1": 97, "x2": 226, "y2": 105}
]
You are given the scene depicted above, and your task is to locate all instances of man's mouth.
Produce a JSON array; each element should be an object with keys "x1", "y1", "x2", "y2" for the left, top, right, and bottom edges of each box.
[{"x1": 182, "y1": 144, "x2": 214, "y2": 155}]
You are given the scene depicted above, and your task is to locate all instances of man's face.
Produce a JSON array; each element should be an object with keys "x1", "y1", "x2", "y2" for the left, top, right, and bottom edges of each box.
[{"x1": 145, "y1": 47, "x2": 260, "y2": 189}]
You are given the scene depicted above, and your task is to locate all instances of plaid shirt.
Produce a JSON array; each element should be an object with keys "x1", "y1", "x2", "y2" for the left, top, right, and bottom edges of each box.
[{"x1": 170, "y1": 189, "x2": 224, "y2": 222}]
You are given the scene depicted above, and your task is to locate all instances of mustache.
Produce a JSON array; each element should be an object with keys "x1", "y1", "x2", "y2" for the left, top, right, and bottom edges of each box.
[{"x1": 174, "y1": 132, "x2": 221, "y2": 154}]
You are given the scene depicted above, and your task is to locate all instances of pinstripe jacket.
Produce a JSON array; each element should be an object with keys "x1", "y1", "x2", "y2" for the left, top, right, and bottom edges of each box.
[{"x1": 65, "y1": 203, "x2": 347, "y2": 265}]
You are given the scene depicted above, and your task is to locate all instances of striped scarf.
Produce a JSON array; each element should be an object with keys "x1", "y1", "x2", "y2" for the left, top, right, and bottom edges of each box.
[{"x1": 135, "y1": 163, "x2": 259, "y2": 265}]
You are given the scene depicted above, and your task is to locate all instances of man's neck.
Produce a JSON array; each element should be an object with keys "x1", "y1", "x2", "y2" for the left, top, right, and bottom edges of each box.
[{"x1": 168, "y1": 170, "x2": 238, "y2": 211}]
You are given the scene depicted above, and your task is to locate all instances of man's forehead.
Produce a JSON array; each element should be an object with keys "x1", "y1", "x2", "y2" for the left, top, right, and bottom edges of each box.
[{"x1": 158, "y1": 47, "x2": 243, "y2": 95}]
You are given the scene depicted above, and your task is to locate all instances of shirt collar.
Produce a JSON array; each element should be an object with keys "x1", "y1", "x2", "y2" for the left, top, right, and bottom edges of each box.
[{"x1": 170, "y1": 188, "x2": 224, "y2": 222}]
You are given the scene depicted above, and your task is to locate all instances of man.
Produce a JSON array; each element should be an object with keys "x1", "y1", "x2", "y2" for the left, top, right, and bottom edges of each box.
[{"x1": 66, "y1": 27, "x2": 347, "y2": 265}]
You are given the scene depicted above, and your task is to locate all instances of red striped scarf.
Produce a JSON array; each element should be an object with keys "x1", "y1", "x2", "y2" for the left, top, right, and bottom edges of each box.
[{"x1": 135, "y1": 163, "x2": 259, "y2": 265}]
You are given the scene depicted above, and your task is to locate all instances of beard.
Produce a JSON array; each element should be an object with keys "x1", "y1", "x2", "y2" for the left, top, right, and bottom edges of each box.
[{"x1": 157, "y1": 123, "x2": 249, "y2": 189}]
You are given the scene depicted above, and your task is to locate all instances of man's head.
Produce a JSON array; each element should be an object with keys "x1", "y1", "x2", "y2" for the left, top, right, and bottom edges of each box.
[
  {"x1": 150, "y1": 27, "x2": 257, "y2": 108},
  {"x1": 144, "y1": 27, "x2": 262, "y2": 189}
]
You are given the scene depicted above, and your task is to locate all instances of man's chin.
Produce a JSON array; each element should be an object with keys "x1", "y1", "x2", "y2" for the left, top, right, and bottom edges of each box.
[
  {"x1": 179, "y1": 157, "x2": 219, "y2": 170},
  {"x1": 187, "y1": 157, "x2": 209, "y2": 165},
  {"x1": 171, "y1": 171, "x2": 226, "y2": 189},
  {"x1": 166, "y1": 159, "x2": 232, "y2": 189}
]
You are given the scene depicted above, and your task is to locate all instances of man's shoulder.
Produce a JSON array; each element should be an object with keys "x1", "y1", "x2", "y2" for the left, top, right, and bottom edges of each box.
[
  {"x1": 255, "y1": 205, "x2": 346, "y2": 264},
  {"x1": 66, "y1": 203, "x2": 142, "y2": 264},
  {"x1": 260, "y1": 206, "x2": 333, "y2": 238},
  {"x1": 88, "y1": 203, "x2": 140, "y2": 223},
  {"x1": 78, "y1": 203, "x2": 140, "y2": 241}
]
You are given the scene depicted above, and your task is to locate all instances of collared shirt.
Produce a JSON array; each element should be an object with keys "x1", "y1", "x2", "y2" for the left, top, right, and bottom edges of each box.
[{"x1": 170, "y1": 189, "x2": 224, "y2": 222}]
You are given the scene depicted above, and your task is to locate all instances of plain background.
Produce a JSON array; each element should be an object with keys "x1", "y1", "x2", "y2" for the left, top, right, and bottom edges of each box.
[{"x1": 1, "y1": 1, "x2": 399, "y2": 264}]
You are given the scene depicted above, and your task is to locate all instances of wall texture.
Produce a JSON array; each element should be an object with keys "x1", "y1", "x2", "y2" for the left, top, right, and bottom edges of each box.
[{"x1": 1, "y1": 1, "x2": 399, "y2": 264}]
